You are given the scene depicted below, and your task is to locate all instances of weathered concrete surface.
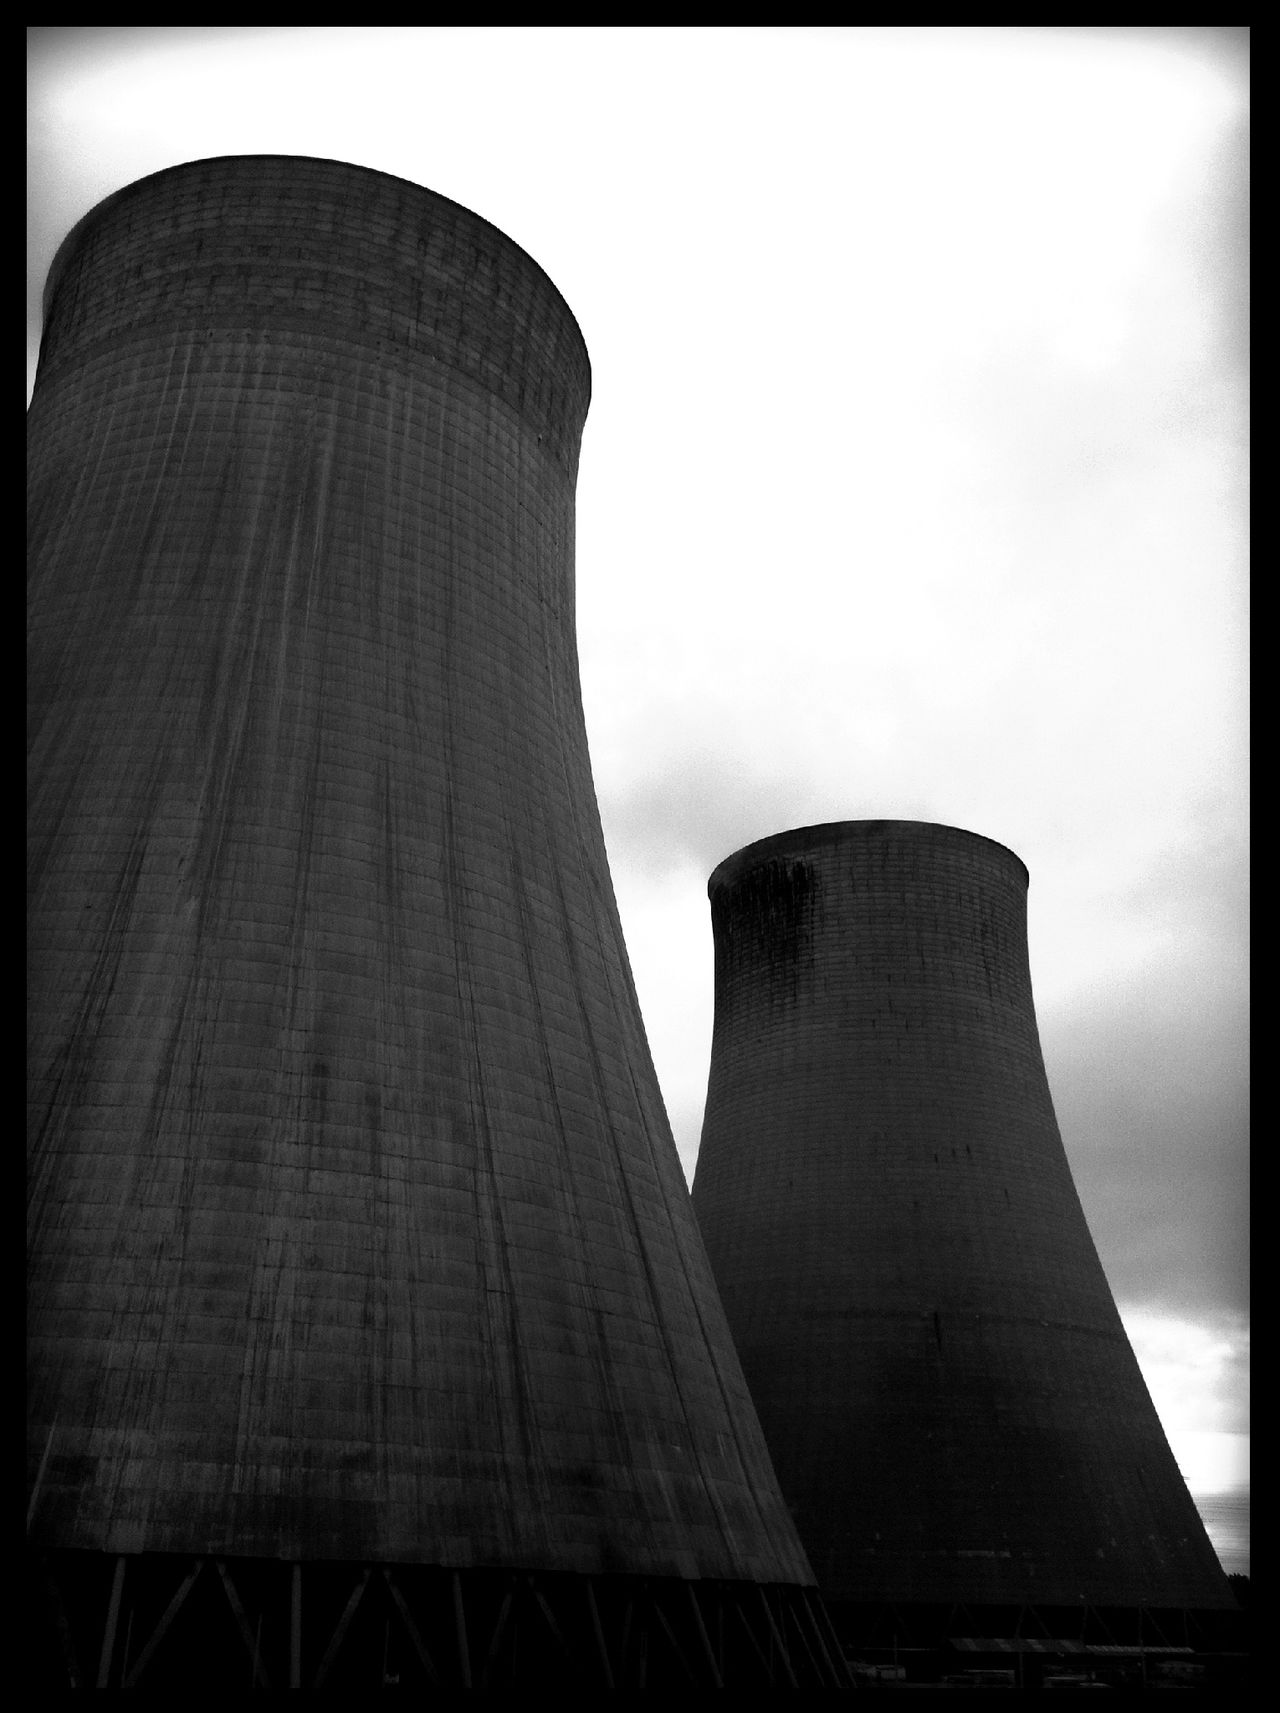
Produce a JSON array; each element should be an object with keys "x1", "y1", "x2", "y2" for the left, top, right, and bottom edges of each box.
[
  {"x1": 27, "y1": 157, "x2": 810, "y2": 1586},
  {"x1": 692, "y1": 820, "x2": 1234, "y2": 1609}
]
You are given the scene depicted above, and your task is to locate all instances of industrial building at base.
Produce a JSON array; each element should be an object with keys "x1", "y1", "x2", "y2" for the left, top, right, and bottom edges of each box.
[
  {"x1": 691, "y1": 820, "x2": 1235, "y2": 1625},
  {"x1": 27, "y1": 155, "x2": 838, "y2": 1689}
]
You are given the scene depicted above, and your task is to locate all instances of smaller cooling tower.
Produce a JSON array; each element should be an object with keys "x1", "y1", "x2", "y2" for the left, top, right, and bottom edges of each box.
[{"x1": 691, "y1": 821, "x2": 1235, "y2": 1617}]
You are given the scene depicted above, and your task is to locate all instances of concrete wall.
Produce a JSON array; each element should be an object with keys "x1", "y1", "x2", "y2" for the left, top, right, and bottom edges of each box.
[
  {"x1": 27, "y1": 157, "x2": 810, "y2": 1586},
  {"x1": 692, "y1": 820, "x2": 1233, "y2": 1609}
]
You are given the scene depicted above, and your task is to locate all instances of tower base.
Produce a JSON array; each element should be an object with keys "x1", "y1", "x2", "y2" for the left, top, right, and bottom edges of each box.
[{"x1": 31, "y1": 1550, "x2": 850, "y2": 1689}]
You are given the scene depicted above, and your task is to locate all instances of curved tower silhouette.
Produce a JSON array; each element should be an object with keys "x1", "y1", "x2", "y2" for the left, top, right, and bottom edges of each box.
[
  {"x1": 27, "y1": 157, "x2": 841, "y2": 1689},
  {"x1": 691, "y1": 821, "x2": 1234, "y2": 1625}
]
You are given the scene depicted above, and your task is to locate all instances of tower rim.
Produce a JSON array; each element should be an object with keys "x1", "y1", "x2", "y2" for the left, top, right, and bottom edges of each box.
[
  {"x1": 707, "y1": 820, "x2": 1030, "y2": 896},
  {"x1": 40, "y1": 152, "x2": 591, "y2": 398}
]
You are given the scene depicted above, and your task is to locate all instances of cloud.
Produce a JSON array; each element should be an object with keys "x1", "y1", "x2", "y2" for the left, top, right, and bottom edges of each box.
[
  {"x1": 1120, "y1": 1305, "x2": 1249, "y2": 1438},
  {"x1": 1041, "y1": 921, "x2": 1248, "y2": 1319},
  {"x1": 599, "y1": 745, "x2": 828, "y2": 884},
  {"x1": 1119, "y1": 1303, "x2": 1248, "y2": 1505}
]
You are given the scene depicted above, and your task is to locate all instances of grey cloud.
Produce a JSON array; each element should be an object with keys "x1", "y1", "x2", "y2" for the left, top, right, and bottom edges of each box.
[
  {"x1": 598, "y1": 749, "x2": 829, "y2": 883},
  {"x1": 1045, "y1": 985, "x2": 1247, "y2": 1319}
]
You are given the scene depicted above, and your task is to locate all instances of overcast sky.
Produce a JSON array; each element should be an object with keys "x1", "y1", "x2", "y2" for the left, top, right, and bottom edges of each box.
[{"x1": 27, "y1": 27, "x2": 1248, "y2": 1548}]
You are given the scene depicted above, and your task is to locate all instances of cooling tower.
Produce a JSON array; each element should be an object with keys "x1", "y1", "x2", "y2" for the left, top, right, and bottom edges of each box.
[
  {"x1": 691, "y1": 821, "x2": 1235, "y2": 1626},
  {"x1": 27, "y1": 157, "x2": 843, "y2": 1689}
]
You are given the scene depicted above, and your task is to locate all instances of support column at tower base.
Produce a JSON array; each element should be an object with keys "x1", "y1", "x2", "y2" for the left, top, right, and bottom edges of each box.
[{"x1": 30, "y1": 1549, "x2": 852, "y2": 1689}]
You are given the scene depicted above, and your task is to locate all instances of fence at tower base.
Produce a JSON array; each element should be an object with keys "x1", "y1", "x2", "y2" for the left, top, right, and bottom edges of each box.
[{"x1": 828, "y1": 1598, "x2": 1249, "y2": 1691}]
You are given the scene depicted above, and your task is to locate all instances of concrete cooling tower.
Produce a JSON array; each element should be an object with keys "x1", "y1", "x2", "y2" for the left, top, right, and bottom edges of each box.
[
  {"x1": 27, "y1": 157, "x2": 845, "y2": 1690},
  {"x1": 691, "y1": 821, "x2": 1235, "y2": 1634}
]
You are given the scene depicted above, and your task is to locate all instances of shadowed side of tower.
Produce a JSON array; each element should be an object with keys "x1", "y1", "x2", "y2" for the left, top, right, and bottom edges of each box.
[
  {"x1": 691, "y1": 821, "x2": 1235, "y2": 1626},
  {"x1": 27, "y1": 157, "x2": 841, "y2": 1689}
]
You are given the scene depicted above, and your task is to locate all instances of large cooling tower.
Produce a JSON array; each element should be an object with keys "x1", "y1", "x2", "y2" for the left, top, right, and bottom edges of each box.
[
  {"x1": 27, "y1": 157, "x2": 843, "y2": 1690},
  {"x1": 691, "y1": 821, "x2": 1234, "y2": 1622}
]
